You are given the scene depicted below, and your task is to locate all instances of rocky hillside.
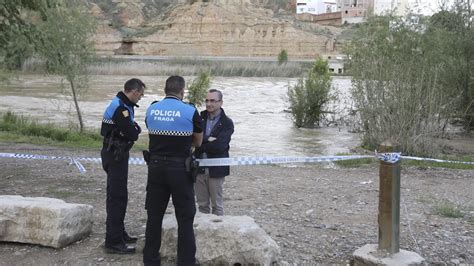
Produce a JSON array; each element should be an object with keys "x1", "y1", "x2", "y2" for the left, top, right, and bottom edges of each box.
[{"x1": 90, "y1": 0, "x2": 345, "y2": 58}]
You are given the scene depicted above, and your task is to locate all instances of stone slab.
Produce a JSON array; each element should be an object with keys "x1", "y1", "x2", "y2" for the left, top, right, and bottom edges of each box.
[
  {"x1": 0, "y1": 195, "x2": 93, "y2": 248},
  {"x1": 353, "y1": 244, "x2": 425, "y2": 266},
  {"x1": 160, "y1": 212, "x2": 280, "y2": 264}
]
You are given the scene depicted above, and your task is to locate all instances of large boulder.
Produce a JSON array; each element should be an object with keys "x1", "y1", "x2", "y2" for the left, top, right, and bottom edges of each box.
[
  {"x1": 0, "y1": 195, "x2": 93, "y2": 248},
  {"x1": 161, "y1": 213, "x2": 280, "y2": 264}
]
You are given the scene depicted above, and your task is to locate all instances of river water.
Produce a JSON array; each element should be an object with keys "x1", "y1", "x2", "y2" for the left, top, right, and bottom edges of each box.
[{"x1": 0, "y1": 74, "x2": 359, "y2": 157}]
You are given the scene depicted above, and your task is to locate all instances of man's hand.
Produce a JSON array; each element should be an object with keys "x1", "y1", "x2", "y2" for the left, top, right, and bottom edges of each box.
[
  {"x1": 208, "y1": 137, "x2": 217, "y2": 142},
  {"x1": 134, "y1": 122, "x2": 142, "y2": 134}
]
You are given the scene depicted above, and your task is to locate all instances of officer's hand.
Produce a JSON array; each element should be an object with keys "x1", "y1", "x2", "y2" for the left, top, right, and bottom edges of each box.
[
  {"x1": 194, "y1": 146, "x2": 203, "y2": 155},
  {"x1": 134, "y1": 122, "x2": 142, "y2": 134}
]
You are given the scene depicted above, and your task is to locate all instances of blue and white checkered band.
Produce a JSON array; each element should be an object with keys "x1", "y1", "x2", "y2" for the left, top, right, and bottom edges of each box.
[
  {"x1": 102, "y1": 96, "x2": 135, "y2": 124},
  {"x1": 146, "y1": 97, "x2": 195, "y2": 136},
  {"x1": 102, "y1": 119, "x2": 115, "y2": 124},
  {"x1": 149, "y1": 129, "x2": 194, "y2": 136},
  {"x1": 2, "y1": 152, "x2": 473, "y2": 174}
]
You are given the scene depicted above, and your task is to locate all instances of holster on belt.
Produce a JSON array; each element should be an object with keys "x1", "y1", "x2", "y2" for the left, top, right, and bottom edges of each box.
[
  {"x1": 143, "y1": 150, "x2": 151, "y2": 165},
  {"x1": 114, "y1": 141, "x2": 133, "y2": 161},
  {"x1": 144, "y1": 151, "x2": 199, "y2": 183},
  {"x1": 185, "y1": 155, "x2": 200, "y2": 183},
  {"x1": 105, "y1": 135, "x2": 133, "y2": 161}
]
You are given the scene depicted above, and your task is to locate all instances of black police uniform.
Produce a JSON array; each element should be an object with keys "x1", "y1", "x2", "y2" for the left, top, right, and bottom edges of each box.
[
  {"x1": 100, "y1": 91, "x2": 141, "y2": 249},
  {"x1": 143, "y1": 95, "x2": 202, "y2": 266}
]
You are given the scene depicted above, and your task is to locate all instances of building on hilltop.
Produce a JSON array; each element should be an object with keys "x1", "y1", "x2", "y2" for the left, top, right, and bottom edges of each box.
[
  {"x1": 295, "y1": 0, "x2": 341, "y2": 25},
  {"x1": 296, "y1": 0, "x2": 338, "y2": 14},
  {"x1": 295, "y1": 0, "x2": 374, "y2": 25},
  {"x1": 340, "y1": 0, "x2": 374, "y2": 24},
  {"x1": 295, "y1": 0, "x2": 446, "y2": 25}
]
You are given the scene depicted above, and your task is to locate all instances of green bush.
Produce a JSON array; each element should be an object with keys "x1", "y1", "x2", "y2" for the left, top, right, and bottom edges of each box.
[
  {"x1": 186, "y1": 71, "x2": 211, "y2": 108},
  {"x1": 288, "y1": 57, "x2": 332, "y2": 128},
  {"x1": 345, "y1": 10, "x2": 474, "y2": 155},
  {"x1": 278, "y1": 49, "x2": 288, "y2": 65},
  {"x1": 0, "y1": 111, "x2": 101, "y2": 148}
]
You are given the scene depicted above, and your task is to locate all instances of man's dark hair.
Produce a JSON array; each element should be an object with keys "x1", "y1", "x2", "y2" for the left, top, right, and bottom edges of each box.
[
  {"x1": 165, "y1": 76, "x2": 185, "y2": 95},
  {"x1": 209, "y1": 89, "x2": 223, "y2": 101},
  {"x1": 208, "y1": 89, "x2": 223, "y2": 101},
  {"x1": 124, "y1": 78, "x2": 146, "y2": 92}
]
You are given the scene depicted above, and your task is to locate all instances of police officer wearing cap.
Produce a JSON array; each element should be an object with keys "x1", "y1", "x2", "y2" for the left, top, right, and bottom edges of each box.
[
  {"x1": 101, "y1": 78, "x2": 145, "y2": 254},
  {"x1": 143, "y1": 75, "x2": 203, "y2": 265}
]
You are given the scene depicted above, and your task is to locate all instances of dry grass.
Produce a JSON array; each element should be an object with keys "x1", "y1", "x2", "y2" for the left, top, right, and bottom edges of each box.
[
  {"x1": 22, "y1": 57, "x2": 311, "y2": 77},
  {"x1": 433, "y1": 200, "x2": 464, "y2": 218},
  {"x1": 89, "y1": 59, "x2": 309, "y2": 77}
]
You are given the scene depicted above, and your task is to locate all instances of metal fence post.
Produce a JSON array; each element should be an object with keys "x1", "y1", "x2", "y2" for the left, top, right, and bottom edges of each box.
[{"x1": 378, "y1": 140, "x2": 400, "y2": 254}]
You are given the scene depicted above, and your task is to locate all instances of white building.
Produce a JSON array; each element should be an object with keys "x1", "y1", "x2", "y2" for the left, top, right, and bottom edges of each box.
[{"x1": 296, "y1": 0, "x2": 339, "y2": 15}]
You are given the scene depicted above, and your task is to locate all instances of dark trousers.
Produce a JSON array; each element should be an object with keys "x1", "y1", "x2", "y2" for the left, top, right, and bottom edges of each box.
[
  {"x1": 101, "y1": 147, "x2": 129, "y2": 246},
  {"x1": 143, "y1": 160, "x2": 196, "y2": 266}
]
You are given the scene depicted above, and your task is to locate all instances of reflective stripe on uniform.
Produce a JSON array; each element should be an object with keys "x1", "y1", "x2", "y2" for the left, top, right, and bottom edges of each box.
[{"x1": 148, "y1": 129, "x2": 193, "y2": 136}]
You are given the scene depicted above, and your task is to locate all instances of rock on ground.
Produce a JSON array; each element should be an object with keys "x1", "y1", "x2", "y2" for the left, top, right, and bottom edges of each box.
[
  {"x1": 0, "y1": 195, "x2": 93, "y2": 248},
  {"x1": 160, "y1": 212, "x2": 280, "y2": 264}
]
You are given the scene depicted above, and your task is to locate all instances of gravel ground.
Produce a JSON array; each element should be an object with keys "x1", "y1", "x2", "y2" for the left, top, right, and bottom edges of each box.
[{"x1": 0, "y1": 143, "x2": 473, "y2": 265}]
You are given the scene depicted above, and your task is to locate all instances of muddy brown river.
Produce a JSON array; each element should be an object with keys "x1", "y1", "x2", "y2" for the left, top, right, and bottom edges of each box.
[{"x1": 0, "y1": 74, "x2": 359, "y2": 156}]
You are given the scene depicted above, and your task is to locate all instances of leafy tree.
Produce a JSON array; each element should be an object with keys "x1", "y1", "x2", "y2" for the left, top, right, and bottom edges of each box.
[
  {"x1": 0, "y1": 0, "x2": 52, "y2": 70},
  {"x1": 345, "y1": 15, "x2": 457, "y2": 155},
  {"x1": 0, "y1": 0, "x2": 97, "y2": 132},
  {"x1": 186, "y1": 71, "x2": 211, "y2": 108},
  {"x1": 426, "y1": 1, "x2": 473, "y2": 130},
  {"x1": 36, "y1": 1, "x2": 96, "y2": 132},
  {"x1": 288, "y1": 57, "x2": 332, "y2": 128},
  {"x1": 278, "y1": 49, "x2": 288, "y2": 65}
]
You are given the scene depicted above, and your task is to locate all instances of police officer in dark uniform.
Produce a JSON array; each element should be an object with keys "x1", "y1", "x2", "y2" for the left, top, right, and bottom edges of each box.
[
  {"x1": 101, "y1": 78, "x2": 146, "y2": 254},
  {"x1": 143, "y1": 76, "x2": 203, "y2": 265}
]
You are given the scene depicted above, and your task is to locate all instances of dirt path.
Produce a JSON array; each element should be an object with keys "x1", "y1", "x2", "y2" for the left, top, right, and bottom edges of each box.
[{"x1": 0, "y1": 143, "x2": 473, "y2": 264}]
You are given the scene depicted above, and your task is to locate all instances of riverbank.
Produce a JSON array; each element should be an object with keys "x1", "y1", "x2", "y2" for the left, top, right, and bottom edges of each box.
[
  {"x1": 20, "y1": 55, "x2": 353, "y2": 78},
  {"x1": 0, "y1": 143, "x2": 472, "y2": 264},
  {"x1": 21, "y1": 56, "x2": 312, "y2": 78}
]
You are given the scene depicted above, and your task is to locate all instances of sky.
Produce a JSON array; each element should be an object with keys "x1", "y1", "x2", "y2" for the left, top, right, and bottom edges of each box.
[
  {"x1": 375, "y1": 0, "x2": 455, "y2": 16},
  {"x1": 410, "y1": 0, "x2": 454, "y2": 15}
]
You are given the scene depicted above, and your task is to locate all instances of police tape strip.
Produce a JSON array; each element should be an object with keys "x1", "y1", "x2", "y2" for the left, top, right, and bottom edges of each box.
[
  {"x1": 196, "y1": 155, "x2": 373, "y2": 167},
  {"x1": 0, "y1": 152, "x2": 473, "y2": 174},
  {"x1": 401, "y1": 156, "x2": 474, "y2": 165},
  {"x1": 0, "y1": 152, "x2": 90, "y2": 174},
  {"x1": 377, "y1": 152, "x2": 401, "y2": 164}
]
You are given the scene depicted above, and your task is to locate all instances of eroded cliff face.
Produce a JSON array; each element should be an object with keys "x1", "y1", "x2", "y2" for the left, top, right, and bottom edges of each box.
[
  {"x1": 92, "y1": 1, "x2": 341, "y2": 58},
  {"x1": 90, "y1": 3, "x2": 123, "y2": 54}
]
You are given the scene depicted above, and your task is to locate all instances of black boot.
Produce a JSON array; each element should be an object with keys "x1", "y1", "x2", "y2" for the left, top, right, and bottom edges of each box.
[
  {"x1": 105, "y1": 242, "x2": 136, "y2": 254},
  {"x1": 123, "y1": 232, "x2": 138, "y2": 243}
]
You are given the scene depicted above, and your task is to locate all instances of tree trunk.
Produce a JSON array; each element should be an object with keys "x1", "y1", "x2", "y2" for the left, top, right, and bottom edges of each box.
[
  {"x1": 69, "y1": 78, "x2": 84, "y2": 132},
  {"x1": 465, "y1": 0, "x2": 473, "y2": 130}
]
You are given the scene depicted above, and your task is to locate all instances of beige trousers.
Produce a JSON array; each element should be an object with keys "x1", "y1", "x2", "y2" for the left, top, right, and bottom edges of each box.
[{"x1": 194, "y1": 170, "x2": 225, "y2": 216}]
